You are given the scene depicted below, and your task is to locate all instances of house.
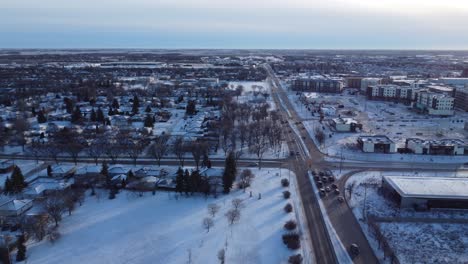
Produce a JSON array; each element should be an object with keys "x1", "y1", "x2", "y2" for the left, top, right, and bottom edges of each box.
[
  {"x1": 0, "y1": 199, "x2": 33, "y2": 217},
  {"x1": 23, "y1": 178, "x2": 73, "y2": 199},
  {"x1": 108, "y1": 166, "x2": 129, "y2": 177},
  {"x1": 331, "y1": 118, "x2": 362, "y2": 132},
  {"x1": 357, "y1": 135, "x2": 397, "y2": 153},
  {"x1": 75, "y1": 165, "x2": 102, "y2": 184},
  {"x1": 50, "y1": 165, "x2": 76, "y2": 178}
]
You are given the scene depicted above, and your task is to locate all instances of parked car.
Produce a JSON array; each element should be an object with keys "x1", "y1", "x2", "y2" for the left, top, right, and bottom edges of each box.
[
  {"x1": 319, "y1": 188, "x2": 326, "y2": 197},
  {"x1": 334, "y1": 189, "x2": 340, "y2": 195}
]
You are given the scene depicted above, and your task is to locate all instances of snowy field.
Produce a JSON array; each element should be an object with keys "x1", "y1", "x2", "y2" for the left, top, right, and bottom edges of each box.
[
  {"x1": 379, "y1": 222, "x2": 468, "y2": 264},
  {"x1": 346, "y1": 170, "x2": 468, "y2": 263},
  {"x1": 25, "y1": 168, "x2": 310, "y2": 264}
]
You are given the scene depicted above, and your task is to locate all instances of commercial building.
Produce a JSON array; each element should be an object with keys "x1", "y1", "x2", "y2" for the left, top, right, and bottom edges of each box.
[
  {"x1": 454, "y1": 87, "x2": 468, "y2": 112},
  {"x1": 439, "y1": 78, "x2": 468, "y2": 86},
  {"x1": 382, "y1": 176, "x2": 468, "y2": 209},
  {"x1": 331, "y1": 117, "x2": 362, "y2": 132},
  {"x1": 414, "y1": 90, "x2": 455, "y2": 116},
  {"x1": 366, "y1": 85, "x2": 416, "y2": 104},
  {"x1": 406, "y1": 138, "x2": 467, "y2": 155},
  {"x1": 292, "y1": 76, "x2": 344, "y2": 93},
  {"x1": 357, "y1": 135, "x2": 397, "y2": 153}
]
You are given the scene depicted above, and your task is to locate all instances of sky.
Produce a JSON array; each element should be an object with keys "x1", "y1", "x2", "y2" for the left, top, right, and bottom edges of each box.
[{"x1": 1, "y1": 0, "x2": 468, "y2": 49}]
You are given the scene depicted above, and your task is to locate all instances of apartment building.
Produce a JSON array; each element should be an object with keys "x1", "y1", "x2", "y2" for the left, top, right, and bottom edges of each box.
[
  {"x1": 414, "y1": 90, "x2": 455, "y2": 116},
  {"x1": 292, "y1": 76, "x2": 344, "y2": 93},
  {"x1": 454, "y1": 87, "x2": 468, "y2": 112},
  {"x1": 366, "y1": 85, "x2": 416, "y2": 103}
]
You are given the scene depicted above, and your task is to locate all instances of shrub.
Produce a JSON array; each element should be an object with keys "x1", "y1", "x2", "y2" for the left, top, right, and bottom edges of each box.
[
  {"x1": 284, "y1": 203, "x2": 293, "y2": 213},
  {"x1": 48, "y1": 228, "x2": 61, "y2": 244},
  {"x1": 288, "y1": 254, "x2": 303, "y2": 264},
  {"x1": 284, "y1": 220, "x2": 297, "y2": 231},
  {"x1": 283, "y1": 190, "x2": 291, "y2": 199},
  {"x1": 281, "y1": 178, "x2": 290, "y2": 187},
  {"x1": 282, "y1": 233, "x2": 301, "y2": 250}
]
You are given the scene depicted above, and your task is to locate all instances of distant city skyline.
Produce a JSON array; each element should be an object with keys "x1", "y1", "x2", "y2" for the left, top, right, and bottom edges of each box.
[{"x1": 1, "y1": 0, "x2": 468, "y2": 49}]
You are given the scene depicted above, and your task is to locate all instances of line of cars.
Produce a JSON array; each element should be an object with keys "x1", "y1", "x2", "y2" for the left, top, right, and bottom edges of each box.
[{"x1": 312, "y1": 169, "x2": 344, "y2": 203}]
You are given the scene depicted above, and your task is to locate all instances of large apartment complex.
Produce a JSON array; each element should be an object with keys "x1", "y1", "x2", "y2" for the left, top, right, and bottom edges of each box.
[
  {"x1": 366, "y1": 85, "x2": 416, "y2": 103},
  {"x1": 292, "y1": 76, "x2": 344, "y2": 93},
  {"x1": 414, "y1": 90, "x2": 455, "y2": 116}
]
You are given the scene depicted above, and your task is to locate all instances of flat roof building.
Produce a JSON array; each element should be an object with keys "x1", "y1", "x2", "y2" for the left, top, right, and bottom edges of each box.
[
  {"x1": 406, "y1": 138, "x2": 467, "y2": 156},
  {"x1": 382, "y1": 176, "x2": 468, "y2": 209},
  {"x1": 357, "y1": 135, "x2": 397, "y2": 153},
  {"x1": 292, "y1": 76, "x2": 344, "y2": 93},
  {"x1": 331, "y1": 117, "x2": 362, "y2": 132}
]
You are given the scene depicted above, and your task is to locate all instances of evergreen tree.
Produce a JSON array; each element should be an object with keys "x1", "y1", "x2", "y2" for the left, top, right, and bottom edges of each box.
[
  {"x1": 190, "y1": 170, "x2": 201, "y2": 194},
  {"x1": 4, "y1": 176, "x2": 11, "y2": 194},
  {"x1": 175, "y1": 167, "x2": 184, "y2": 194},
  {"x1": 101, "y1": 161, "x2": 109, "y2": 187},
  {"x1": 132, "y1": 95, "x2": 140, "y2": 114},
  {"x1": 11, "y1": 166, "x2": 26, "y2": 194},
  {"x1": 37, "y1": 110, "x2": 47, "y2": 123},
  {"x1": 97, "y1": 107, "x2": 105, "y2": 122},
  {"x1": 108, "y1": 108, "x2": 115, "y2": 116},
  {"x1": 16, "y1": 234, "x2": 27, "y2": 262},
  {"x1": 144, "y1": 114, "x2": 154, "y2": 128},
  {"x1": 183, "y1": 169, "x2": 191, "y2": 195},
  {"x1": 90, "y1": 109, "x2": 97, "y2": 122},
  {"x1": 145, "y1": 105, "x2": 152, "y2": 113},
  {"x1": 64, "y1": 97, "x2": 74, "y2": 114},
  {"x1": 112, "y1": 98, "x2": 120, "y2": 109},
  {"x1": 71, "y1": 106, "x2": 83, "y2": 123},
  {"x1": 222, "y1": 152, "x2": 237, "y2": 194},
  {"x1": 186, "y1": 100, "x2": 197, "y2": 115},
  {"x1": 31, "y1": 106, "x2": 36, "y2": 116},
  {"x1": 47, "y1": 165, "x2": 52, "y2": 177}
]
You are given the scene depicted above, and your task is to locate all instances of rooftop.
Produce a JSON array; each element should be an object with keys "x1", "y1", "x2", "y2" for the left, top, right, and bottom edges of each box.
[{"x1": 384, "y1": 176, "x2": 468, "y2": 200}]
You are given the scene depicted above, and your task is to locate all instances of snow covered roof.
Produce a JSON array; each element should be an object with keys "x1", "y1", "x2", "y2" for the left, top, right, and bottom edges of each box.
[
  {"x1": 383, "y1": 176, "x2": 468, "y2": 200},
  {"x1": 0, "y1": 199, "x2": 32, "y2": 211}
]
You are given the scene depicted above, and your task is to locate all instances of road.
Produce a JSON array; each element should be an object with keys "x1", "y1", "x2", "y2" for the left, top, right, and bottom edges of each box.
[{"x1": 267, "y1": 64, "x2": 392, "y2": 264}]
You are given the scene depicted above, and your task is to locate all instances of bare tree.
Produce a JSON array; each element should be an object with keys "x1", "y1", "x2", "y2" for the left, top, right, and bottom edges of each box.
[
  {"x1": 225, "y1": 209, "x2": 241, "y2": 225},
  {"x1": 172, "y1": 136, "x2": 186, "y2": 167},
  {"x1": 231, "y1": 198, "x2": 244, "y2": 210},
  {"x1": 202, "y1": 217, "x2": 214, "y2": 233},
  {"x1": 314, "y1": 127, "x2": 325, "y2": 147},
  {"x1": 13, "y1": 118, "x2": 30, "y2": 151},
  {"x1": 44, "y1": 191, "x2": 66, "y2": 227},
  {"x1": 124, "y1": 139, "x2": 145, "y2": 166},
  {"x1": 190, "y1": 141, "x2": 208, "y2": 170},
  {"x1": 86, "y1": 136, "x2": 105, "y2": 165},
  {"x1": 149, "y1": 134, "x2": 170, "y2": 166},
  {"x1": 207, "y1": 203, "x2": 220, "y2": 217},
  {"x1": 22, "y1": 213, "x2": 49, "y2": 241}
]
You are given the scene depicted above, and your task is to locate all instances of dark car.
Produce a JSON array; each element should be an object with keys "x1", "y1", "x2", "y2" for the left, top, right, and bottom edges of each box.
[
  {"x1": 334, "y1": 189, "x2": 340, "y2": 195},
  {"x1": 331, "y1": 183, "x2": 338, "y2": 189},
  {"x1": 350, "y1": 244, "x2": 360, "y2": 257}
]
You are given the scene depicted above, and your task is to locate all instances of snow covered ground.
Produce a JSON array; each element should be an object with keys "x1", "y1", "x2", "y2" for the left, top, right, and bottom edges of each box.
[
  {"x1": 379, "y1": 222, "x2": 468, "y2": 264},
  {"x1": 25, "y1": 168, "x2": 311, "y2": 264},
  {"x1": 346, "y1": 170, "x2": 468, "y2": 263}
]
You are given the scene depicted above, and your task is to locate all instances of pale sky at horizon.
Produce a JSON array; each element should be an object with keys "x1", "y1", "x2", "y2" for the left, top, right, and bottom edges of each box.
[{"x1": 1, "y1": 0, "x2": 468, "y2": 49}]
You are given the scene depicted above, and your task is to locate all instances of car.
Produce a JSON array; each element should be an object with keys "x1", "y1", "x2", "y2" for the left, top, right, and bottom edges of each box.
[
  {"x1": 314, "y1": 176, "x2": 320, "y2": 182},
  {"x1": 328, "y1": 176, "x2": 335, "y2": 182},
  {"x1": 337, "y1": 196, "x2": 345, "y2": 203},
  {"x1": 316, "y1": 181, "x2": 323, "y2": 187},
  {"x1": 248, "y1": 162, "x2": 258, "y2": 167},
  {"x1": 325, "y1": 187, "x2": 331, "y2": 192},
  {"x1": 319, "y1": 189, "x2": 326, "y2": 197},
  {"x1": 350, "y1": 244, "x2": 360, "y2": 257},
  {"x1": 334, "y1": 189, "x2": 340, "y2": 195},
  {"x1": 331, "y1": 183, "x2": 338, "y2": 189},
  {"x1": 296, "y1": 151, "x2": 300, "y2": 155}
]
